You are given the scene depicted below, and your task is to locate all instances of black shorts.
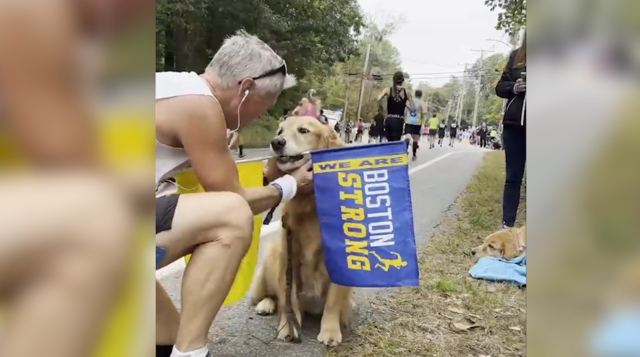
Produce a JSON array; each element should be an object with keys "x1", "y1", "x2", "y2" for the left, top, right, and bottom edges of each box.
[
  {"x1": 428, "y1": 128, "x2": 437, "y2": 137},
  {"x1": 404, "y1": 124, "x2": 421, "y2": 136},
  {"x1": 450, "y1": 130, "x2": 457, "y2": 138},
  {"x1": 385, "y1": 117, "x2": 405, "y2": 141},
  {"x1": 156, "y1": 195, "x2": 180, "y2": 234},
  {"x1": 438, "y1": 130, "x2": 446, "y2": 138}
]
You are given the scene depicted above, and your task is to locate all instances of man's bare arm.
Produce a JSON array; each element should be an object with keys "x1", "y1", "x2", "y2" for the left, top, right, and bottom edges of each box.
[
  {"x1": 0, "y1": 0, "x2": 98, "y2": 167},
  {"x1": 176, "y1": 97, "x2": 281, "y2": 215}
]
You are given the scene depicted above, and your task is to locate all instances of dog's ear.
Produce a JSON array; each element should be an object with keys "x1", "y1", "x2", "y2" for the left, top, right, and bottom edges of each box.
[
  {"x1": 501, "y1": 236, "x2": 519, "y2": 259},
  {"x1": 324, "y1": 128, "x2": 345, "y2": 148}
]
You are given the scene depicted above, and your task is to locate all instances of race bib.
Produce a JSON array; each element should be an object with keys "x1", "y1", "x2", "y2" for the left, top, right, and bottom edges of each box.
[{"x1": 406, "y1": 110, "x2": 419, "y2": 125}]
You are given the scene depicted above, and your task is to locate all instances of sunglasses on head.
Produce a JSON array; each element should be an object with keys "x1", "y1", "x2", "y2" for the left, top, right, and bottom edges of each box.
[{"x1": 237, "y1": 60, "x2": 288, "y2": 85}]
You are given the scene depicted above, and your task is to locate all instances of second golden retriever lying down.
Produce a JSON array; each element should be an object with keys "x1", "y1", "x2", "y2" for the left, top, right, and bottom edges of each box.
[
  {"x1": 250, "y1": 116, "x2": 353, "y2": 346},
  {"x1": 472, "y1": 225, "x2": 527, "y2": 259}
]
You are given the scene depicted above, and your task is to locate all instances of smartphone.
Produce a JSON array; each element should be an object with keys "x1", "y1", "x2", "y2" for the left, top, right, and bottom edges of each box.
[{"x1": 521, "y1": 72, "x2": 527, "y2": 82}]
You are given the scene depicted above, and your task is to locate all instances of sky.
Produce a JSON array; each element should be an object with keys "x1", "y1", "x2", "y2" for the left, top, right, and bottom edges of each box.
[{"x1": 357, "y1": 0, "x2": 511, "y2": 87}]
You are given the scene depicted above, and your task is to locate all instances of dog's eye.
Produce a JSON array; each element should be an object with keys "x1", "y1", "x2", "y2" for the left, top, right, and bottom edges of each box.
[
  {"x1": 277, "y1": 129, "x2": 283, "y2": 135},
  {"x1": 488, "y1": 244, "x2": 499, "y2": 250},
  {"x1": 298, "y1": 127, "x2": 309, "y2": 134}
]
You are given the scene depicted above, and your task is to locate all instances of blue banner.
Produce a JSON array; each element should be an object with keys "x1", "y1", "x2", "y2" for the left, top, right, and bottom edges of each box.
[{"x1": 311, "y1": 142, "x2": 419, "y2": 287}]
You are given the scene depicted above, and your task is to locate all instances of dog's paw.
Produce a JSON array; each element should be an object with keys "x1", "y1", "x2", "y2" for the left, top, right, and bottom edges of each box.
[
  {"x1": 317, "y1": 326, "x2": 342, "y2": 346},
  {"x1": 255, "y1": 298, "x2": 276, "y2": 316},
  {"x1": 277, "y1": 322, "x2": 299, "y2": 342}
]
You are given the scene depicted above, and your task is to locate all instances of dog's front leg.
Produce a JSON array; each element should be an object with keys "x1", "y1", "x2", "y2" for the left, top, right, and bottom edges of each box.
[
  {"x1": 317, "y1": 283, "x2": 351, "y2": 346},
  {"x1": 276, "y1": 279, "x2": 302, "y2": 341}
]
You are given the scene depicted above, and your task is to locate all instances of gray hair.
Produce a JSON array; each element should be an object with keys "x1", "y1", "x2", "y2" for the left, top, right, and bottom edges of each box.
[{"x1": 207, "y1": 30, "x2": 297, "y2": 94}]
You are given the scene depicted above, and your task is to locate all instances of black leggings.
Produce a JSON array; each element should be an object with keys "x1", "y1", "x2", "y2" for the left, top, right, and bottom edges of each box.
[
  {"x1": 385, "y1": 118, "x2": 404, "y2": 142},
  {"x1": 502, "y1": 125, "x2": 526, "y2": 227},
  {"x1": 480, "y1": 136, "x2": 487, "y2": 147}
]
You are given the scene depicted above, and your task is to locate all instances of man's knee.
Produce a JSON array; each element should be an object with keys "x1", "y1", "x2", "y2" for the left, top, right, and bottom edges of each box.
[{"x1": 213, "y1": 193, "x2": 253, "y2": 253}]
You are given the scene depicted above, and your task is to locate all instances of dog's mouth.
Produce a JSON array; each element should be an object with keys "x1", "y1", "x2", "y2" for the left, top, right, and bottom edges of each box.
[{"x1": 277, "y1": 154, "x2": 305, "y2": 164}]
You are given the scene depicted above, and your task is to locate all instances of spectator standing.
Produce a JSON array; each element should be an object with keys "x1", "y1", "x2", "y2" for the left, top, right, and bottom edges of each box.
[{"x1": 495, "y1": 31, "x2": 527, "y2": 228}]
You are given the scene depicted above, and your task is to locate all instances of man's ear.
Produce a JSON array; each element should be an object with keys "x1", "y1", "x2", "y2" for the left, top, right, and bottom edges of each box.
[{"x1": 324, "y1": 128, "x2": 345, "y2": 148}]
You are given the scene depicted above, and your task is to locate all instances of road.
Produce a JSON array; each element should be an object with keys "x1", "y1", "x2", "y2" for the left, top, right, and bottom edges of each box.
[{"x1": 157, "y1": 139, "x2": 489, "y2": 357}]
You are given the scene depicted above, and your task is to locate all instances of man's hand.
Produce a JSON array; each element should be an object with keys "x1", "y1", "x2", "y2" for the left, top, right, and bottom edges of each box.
[
  {"x1": 514, "y1": 79, "x2": 527, "y2": 93},
  {"x1": 290, "y1": 161, "x2": 313, "y2": 194},
  {"x1": 263, "y1": 156, "x2": 285, "y2": 183}
]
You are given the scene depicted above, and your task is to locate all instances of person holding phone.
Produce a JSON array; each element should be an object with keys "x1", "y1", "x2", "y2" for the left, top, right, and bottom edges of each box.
[{"x1": 495, "y1": 32, "x2": 527, "y2": 228}]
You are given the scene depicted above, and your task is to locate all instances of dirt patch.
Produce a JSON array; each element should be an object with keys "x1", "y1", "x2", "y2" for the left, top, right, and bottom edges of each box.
[{"x1": 326, "y1": 151, "x2": 526, "y2": 357}]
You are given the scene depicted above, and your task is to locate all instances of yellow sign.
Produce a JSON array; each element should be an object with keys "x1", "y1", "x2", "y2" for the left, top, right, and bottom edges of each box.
[
  {"x1": 0, "y1": 112, "x2": 153, "y2": 357},
  {"x1": 313, "y1": 154, "x2": 408, "y2": 174},
  {"x1": 175, "y1": 160, "x2": 263, "y2": 306}
]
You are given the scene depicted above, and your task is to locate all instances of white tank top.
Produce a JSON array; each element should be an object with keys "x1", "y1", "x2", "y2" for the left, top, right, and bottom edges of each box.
[{"x1": 155, "y1": 71, "x2": 218, "y2": 191}]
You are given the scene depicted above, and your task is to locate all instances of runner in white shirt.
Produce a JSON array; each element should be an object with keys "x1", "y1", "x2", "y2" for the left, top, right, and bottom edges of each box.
[{"x1": 154, "y1": 31, "x2": 312, "y2": 357}]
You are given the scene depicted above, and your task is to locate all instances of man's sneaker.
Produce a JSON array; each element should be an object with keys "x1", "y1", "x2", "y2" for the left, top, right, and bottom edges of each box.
[
  {"x1": 238, "y1": 154, "x2": 246, "y2": 159},
  {"x1": 412, "y1": 155, "x2": 417, "y2": 161}
]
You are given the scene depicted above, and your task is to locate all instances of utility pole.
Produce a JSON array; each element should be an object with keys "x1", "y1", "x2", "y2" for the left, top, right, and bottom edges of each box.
[
  {"x1": 343, "y1": 70, "x2": 351, "y2": 124},
  {"x1": 444, "y1": 99, "x2": 453, "y2": 124},
  {"x1": 470, "y1": 48, "x2": 494, "y2": 128},
  {"x1": 455, "y1": 64, "x2": 469, "y2": 126},
  {"x1": 355, "y1": 44, "x2": 371, "y2": 122}
]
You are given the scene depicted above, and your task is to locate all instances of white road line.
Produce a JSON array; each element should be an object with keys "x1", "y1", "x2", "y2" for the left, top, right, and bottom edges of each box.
[{"x1": 156, "y1": 150, "x2": 479, "y2": 279}]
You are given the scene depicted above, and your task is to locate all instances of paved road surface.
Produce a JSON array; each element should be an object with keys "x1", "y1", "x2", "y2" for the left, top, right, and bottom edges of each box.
[{"x1": 158, "y1": 139, "x2": 489, "y2": 357}]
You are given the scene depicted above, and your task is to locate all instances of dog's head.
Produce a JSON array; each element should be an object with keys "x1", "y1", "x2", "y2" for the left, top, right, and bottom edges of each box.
[
  {"x1": 271, "y1": 116, "x2": 344, "y2": 172},
  {"x1": 472, "y1": 225, "x2": 526, "y2": 260}
]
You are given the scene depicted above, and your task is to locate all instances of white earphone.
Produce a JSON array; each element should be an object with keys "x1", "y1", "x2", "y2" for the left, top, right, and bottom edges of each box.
[{"x1": 230, "y1": 88, "x2": 250, "y2": 134}]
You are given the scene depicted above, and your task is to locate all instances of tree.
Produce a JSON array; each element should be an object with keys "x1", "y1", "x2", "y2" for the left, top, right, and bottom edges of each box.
[{"x1": 484, "y1": 0, "x2": 526, "y2": 35}]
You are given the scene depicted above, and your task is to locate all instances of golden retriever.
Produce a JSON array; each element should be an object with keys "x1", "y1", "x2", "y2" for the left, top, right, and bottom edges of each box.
[
  {"x1": 250, "y1": 116, "x2": 354, "y2": 346},
  {"x1": 472, "y1": 225, "x2": 526, "y2": 260}
]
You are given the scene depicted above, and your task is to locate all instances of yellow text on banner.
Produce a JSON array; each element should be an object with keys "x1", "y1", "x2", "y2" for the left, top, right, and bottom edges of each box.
[{"x1": 313, "y1": 154, "x2": 408, "y2": 174}]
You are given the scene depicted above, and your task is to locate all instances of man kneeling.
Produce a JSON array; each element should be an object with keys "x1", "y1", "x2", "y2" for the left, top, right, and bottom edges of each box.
[{"x1": 155, "y1": 31, "x2": 312, "y2": 357}]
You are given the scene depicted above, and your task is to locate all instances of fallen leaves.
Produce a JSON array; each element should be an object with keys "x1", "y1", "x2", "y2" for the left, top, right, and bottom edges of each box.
[
  {"x1": 448, "y1": 307, "x2": 466, "y2": 314},
  {"x1": 451, "y1": 318, "x2": 484, "y2": 332}
]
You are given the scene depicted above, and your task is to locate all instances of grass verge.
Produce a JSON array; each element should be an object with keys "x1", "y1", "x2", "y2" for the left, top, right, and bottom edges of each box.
[{"x1": 327, "y1": 151, "x2": 526, "y2": 357}]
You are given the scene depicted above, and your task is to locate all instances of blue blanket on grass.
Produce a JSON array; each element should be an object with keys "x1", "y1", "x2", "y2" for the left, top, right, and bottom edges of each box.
[
  {"x1": 469, "y1": 255, "x2": 526, "y2": 286},
  {"x1": 589, "y1": 308, "x2": 640, "y2": 357}
]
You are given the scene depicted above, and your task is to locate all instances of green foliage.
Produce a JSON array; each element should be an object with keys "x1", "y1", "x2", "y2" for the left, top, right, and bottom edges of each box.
[
  {"x1": 156, "y1": 0, "x2": 364, "y2": 112},
  {"x1": 484, "y1": 0, "x2": 526, "y2": 35},
  {"x1": 240, "y1": 116, "x2": 281, "y2": 148}
]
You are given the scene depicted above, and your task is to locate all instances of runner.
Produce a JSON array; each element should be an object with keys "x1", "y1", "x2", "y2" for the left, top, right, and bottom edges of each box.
[
  {"x1": 437, "y1": 119, "x2": 446, "y2": 147},
  {"x1": 426, "y1": 114, "x2": 439, "y2": 149},
  {"x1": 377, "y1": 71, "x2": 415, "y2": 142},
  {"x1": 449, "y1": 121, "x2": 458, "y2": 147},
  {"x1": 344, "y1": 120, "x2": 353, "y2": 143},
  {"x1": 355, "y1": 118, "x2": 365, "y2": 142},
  {"x1": 369, "y1": 109, "x2": 385, "y2": 143},
  {"x1": 478, "y1": 122, "x2": 488, "y2": 148},
  {"x1": 228, "y1": 130, "x2": 246, "y2": 158},
  {"x1": 404, "y1": 89, "x2": 426, "y2": 160},
  {"x1": 155, "y1": 31, "x2": 313, "y2": 357},
  {"x1": 318, "y1": 109, "x2": 329, "y2": 125}
]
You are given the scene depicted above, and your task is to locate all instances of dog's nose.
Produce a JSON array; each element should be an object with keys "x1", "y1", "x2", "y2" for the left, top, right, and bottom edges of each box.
[
  {"x1": 471, "y1": 250, "x2": 476, "y2": 256},
  {"x1": 271, "y1": 137, "x2": 286, "y2": 151}
]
